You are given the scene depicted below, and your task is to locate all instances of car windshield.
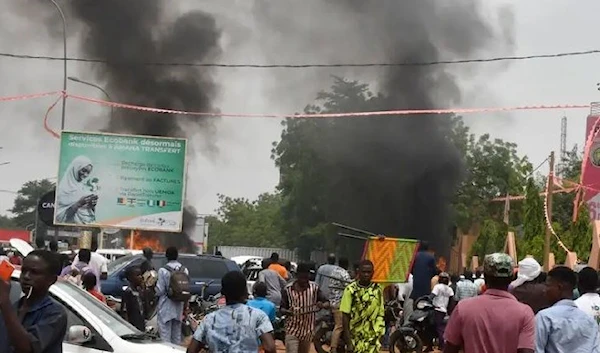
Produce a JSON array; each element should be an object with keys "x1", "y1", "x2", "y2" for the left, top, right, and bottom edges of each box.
[
  {"x1": 107, "y1": 255, "x2": 135, "y2": 275},
  {"x1": 54, "y1": 281, "x2": 141, "y2": 337}
]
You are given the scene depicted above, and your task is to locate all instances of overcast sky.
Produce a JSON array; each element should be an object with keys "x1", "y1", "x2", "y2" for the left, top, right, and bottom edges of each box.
[{"x1": 0, "y1": 0, "x2": 597, "y2": 219}]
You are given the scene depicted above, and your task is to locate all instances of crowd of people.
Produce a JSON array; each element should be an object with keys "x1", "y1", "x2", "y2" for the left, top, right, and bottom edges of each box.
[{"x1": 4, "y1": 241, "x2": 600, "y2": 353}]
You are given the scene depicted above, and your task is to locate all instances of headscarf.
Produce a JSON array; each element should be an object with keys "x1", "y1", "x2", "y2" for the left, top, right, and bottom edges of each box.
[
  {"x1": 56, "y1": 156, "x2": 95, "y2": 224},
  {"x1": 510, "y1": 257, "x2": 541, "y2": 289}
]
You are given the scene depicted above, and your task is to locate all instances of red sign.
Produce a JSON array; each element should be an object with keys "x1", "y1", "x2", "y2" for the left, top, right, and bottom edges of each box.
[
  {"x1": 584, "y1": 115, "x2": 600, "y2": 221},
  {"x1": 0, "y1": 229, "x2": 30, "y2": 243}
]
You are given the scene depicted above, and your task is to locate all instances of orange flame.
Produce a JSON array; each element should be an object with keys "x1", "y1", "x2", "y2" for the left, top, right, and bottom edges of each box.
[{"x1": 126, "y1": 230, "x2": 165, "y2": 252}]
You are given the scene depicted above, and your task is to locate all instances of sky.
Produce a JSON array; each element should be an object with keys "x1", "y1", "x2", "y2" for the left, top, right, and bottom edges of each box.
[{"x1": 0, "y1": 0, "x2": 598, "y2": 219}]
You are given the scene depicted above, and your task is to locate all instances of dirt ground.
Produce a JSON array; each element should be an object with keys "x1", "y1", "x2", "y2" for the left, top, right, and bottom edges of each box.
[{"x1": 183, "y1": 336, "x2": 441, "y2": 352}]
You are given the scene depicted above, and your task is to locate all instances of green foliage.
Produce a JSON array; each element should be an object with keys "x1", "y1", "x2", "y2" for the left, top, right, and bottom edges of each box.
[
  {"x1": 10, "y1": 179, "x2": 54, "y2": 228},
  {"x1": 0, "y1": 215, "x2": 15, "y2": 228},
  {"x1": 273, "y1": 76, "x2": 533, "y2": 258},
  {"x1": 454, "y1": 134, "x2": 532, "y2": 232},
  {"x1": 272, "y1": 77, "x2": 386, "y2": 255},
  {"x1": 469, "y1": 219, "x2": 506, "y2": 259},
  {"x1": 515, "y1": 147, "x2": 590, "y2": 264},
  {"x1": 518, "y1": 178, "x2": 545, "y2": 261},
  {"x1": 206, "y1": 193, "x2": 286, "y2": 248}
]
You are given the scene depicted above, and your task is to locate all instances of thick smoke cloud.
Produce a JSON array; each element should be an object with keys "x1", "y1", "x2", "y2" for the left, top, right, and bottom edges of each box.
[
  {"x1": 13, "y1": 0, "x2": 223, "y2": 249},
  {"x1": 254, "y1": 0, "x2": 514, "y2": 254},
  {"x1": 71, "y1": 0, "x2": 220, "y2": 148},
  {"x1": 24, "y1": 0, "x2": 222, "y2": 152}
]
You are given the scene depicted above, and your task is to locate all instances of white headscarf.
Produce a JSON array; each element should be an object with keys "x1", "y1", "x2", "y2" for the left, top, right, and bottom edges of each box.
[
  {"x1": 510, "y1": 257, "x2": 541, "y2": 289},
  {"x1": 56, "y1": 156, "x2": 95, "y2": 224}
]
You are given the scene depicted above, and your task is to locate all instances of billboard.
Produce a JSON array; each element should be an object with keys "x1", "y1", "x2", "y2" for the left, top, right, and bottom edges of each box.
[
  {"x1": 54, "y1": 131, "x2": 187, "y2": 232},
  {"x1": 584, "y1": 114, "x2": 600, "y2": 221}
]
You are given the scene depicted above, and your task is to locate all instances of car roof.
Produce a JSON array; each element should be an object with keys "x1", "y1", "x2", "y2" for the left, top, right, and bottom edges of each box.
[{"x1": 121, "y1": 252, "x2": 234, "y2": 261}]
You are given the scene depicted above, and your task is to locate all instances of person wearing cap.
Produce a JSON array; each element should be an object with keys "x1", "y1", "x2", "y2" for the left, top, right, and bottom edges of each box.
[
  {"x1": 509, "y1": 257, "x2": 550, "y2": 314},
  {"x1": 443, "y1": 253, "x2": 535, "y2": 353},
  {"x1": 535, "y1": 266, "x2": 600, "y2": 353},
  {"x1": 431, "y1": 272, "x2": 454, "y2": 351}
]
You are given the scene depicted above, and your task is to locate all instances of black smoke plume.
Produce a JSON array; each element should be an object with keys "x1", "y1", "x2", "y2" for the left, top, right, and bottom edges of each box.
[
  {"x1": 66, "y1": 1, "x2": 220, "y2": 249},
  {"x1": 16, "y1": 0, "x2": 222, "y2": 249},
  {"x1": 256, "y1": 0, "x2": 513, "y2": 255},
  {"x1": 28, "y1": 0, "x2": 221, "y2": 151}
]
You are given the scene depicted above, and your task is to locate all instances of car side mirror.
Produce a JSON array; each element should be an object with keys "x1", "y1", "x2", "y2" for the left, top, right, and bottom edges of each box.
[{"x1": 67, "y1": 325, "x2": 93, "y2": 344}]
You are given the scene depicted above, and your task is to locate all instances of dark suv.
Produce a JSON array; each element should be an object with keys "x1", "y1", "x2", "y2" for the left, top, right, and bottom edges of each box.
[{"x1": 101, "y1": 253, "x2": 240, "y2": 298}]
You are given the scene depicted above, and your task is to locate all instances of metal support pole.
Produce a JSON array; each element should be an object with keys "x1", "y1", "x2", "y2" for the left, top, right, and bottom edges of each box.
[
  {"x1": 543, "y1": 151, "x2": 555, "y2": 271},
  {"x1": 48, "y1": 0, "x2": 67, "y2": 241}
]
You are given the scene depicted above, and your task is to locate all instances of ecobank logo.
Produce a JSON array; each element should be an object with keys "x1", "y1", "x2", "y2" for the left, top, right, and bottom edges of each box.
[{"x1": 139, "y1": 217, "x2": 176, "y2": 227}]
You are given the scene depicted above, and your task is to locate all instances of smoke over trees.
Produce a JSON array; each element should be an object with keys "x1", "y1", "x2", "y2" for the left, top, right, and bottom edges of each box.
[
  {"x1": 273, "y1": 78, "x2": 532, "y2": 258},
  {"x1": 257, "y1": 1, "x2": 515, "y2": 256}
]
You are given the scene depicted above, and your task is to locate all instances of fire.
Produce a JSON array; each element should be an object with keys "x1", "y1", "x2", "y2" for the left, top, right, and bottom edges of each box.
[{"x1": 126, "y1": 230, "x2": 165, "y2": 252}]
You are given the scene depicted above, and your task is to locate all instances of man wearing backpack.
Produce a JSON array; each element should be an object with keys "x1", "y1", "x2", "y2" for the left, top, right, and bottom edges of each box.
[{"x1": 156, "y1": 246, "x2": 191, "y2": 344}]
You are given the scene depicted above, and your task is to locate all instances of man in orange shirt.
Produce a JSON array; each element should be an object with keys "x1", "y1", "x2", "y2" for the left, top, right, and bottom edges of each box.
[{"x1": 267, "y1": 253, "x2": 288, "y2": 280}]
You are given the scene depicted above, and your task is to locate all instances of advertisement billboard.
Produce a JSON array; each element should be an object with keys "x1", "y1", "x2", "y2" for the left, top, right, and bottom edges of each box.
[
  {"x1": 54, "y1": 131, "x2": 187, "y2": 232},
  {"x1": 584, "y1": 114, "x2": 600, "y2": 220}
]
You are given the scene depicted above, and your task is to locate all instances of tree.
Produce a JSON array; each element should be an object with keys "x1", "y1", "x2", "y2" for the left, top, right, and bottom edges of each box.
[
  {"x1": 518, "y1": 178, "x2": 545, "y2": 261},
  {"x1": 469, "y1": 219, "x2": 506, "y2": 260},
  {"x1": 0, "y1": 215, "x2": 15, "y2": 228},
  {"x1": 454, "y1": 134, "x2": 532, "y2": 233},
  {"x1": 207, "y1": 193, "x2": 286, "y2": 249},
  {"x1": 273, "y1": 77, "x2": 532, "y2": 259},
  {"x1": 10, "y1": 179, "x2": 55, "y2": 228}
]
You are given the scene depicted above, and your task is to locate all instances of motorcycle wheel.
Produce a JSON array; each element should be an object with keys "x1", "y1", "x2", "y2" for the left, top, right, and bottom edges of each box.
[
  {"x1": 313, "y1": 326, "x2": 345, "y2": 353},
  {"x1": 389, "y1": 330, "x2": 423, "y2": 353},
  {"x1": 313, "y1": 326, "x2": 331, "y2": 353}
]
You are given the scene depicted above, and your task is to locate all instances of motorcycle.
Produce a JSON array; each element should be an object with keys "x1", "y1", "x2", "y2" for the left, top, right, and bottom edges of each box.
[
  {"x1": 313, "y1": 309, "x2": 346, "y2": 353},
  {"x1": 390, "y1": 295, "x2": 434, "y2": 353},
  {"x1": 183, "y1": 281, "x2": 225, "y2": 336},
  {"x1": 273, "y1": 311, "x2": 286, "y2": 343}
]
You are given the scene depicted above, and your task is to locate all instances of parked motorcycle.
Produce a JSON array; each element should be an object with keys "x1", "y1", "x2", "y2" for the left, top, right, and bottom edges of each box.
[
  {"x1": 273, "y1": 311, "x2": 286, "y2": 343},
  {"x1": 313, "y1": 310, "x2": 346, "y2": 353},
  {"x1": 183, "y1": 281, "x2": 225, "y2": 336},
  {"x1": 390, "y1": 295, "x2": 433, "y2": 353}
]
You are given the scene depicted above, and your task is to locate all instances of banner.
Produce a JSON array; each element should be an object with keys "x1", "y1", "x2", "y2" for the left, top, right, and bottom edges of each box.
[
  {"x1": 54, "y1": 131, "x2": 187, "y2": 232},
  {"x1": 362, "y1": 237, "x2": 419, "y2": 283},
  {"x1": 585, "y1": 115, "x2": 600, "y2": 221}
]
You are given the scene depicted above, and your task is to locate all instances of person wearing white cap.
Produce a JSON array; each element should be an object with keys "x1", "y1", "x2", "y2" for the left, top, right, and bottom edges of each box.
[{"x1": 509, "y1": 257, "x2": 550, "y2": 314}]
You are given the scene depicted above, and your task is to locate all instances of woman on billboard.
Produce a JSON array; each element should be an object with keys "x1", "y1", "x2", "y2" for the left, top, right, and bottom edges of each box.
[{"x1": 56, "y1": 155, "x2": 98, "y2": 225}]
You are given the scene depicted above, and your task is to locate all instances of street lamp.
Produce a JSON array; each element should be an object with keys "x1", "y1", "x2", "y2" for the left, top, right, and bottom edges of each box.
[
  {"x1": 48, "y1": 0, "x2": 66, "y2": 242},
  {"x1": 0, "y1": 162, "x2": 9, "y2": 167},
  {"x1": 47, "y1": 0, "x2": 67, "y2": 131},
  {"x1": 68, "y1": 77, "x2": 114, "y2": 119}
]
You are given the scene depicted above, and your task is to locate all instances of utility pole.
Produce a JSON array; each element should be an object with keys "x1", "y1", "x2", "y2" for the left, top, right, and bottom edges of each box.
[{"x1": 543, "y1": 151, "x2": 555, "y2": 271}]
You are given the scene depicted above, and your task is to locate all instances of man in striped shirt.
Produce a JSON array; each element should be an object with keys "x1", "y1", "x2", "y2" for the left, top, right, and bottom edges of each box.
[{"x1": 281, "y1": 263, "x2": 330, "y2": 353}]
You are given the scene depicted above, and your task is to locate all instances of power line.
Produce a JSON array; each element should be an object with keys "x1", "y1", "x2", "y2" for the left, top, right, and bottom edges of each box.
[
  {"x1": 526, "y1": 157, "x2": 550, "y2": 179},
  {"x1": 0, "y1": 49, "x2": 599, "y2": 68}
]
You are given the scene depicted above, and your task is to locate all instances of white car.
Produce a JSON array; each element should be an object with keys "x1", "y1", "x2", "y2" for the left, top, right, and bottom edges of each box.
[
  {"x1": 231, "y1": 256, "x2": 262, "y2": 267},
  {"x1": 6, "y1": 239, "x2": 183, "y2": 353},
  {"x1": 61, "y1": 249, "x2": 143, "y2": 263},
  {"x1": 8, "y1": 270, "x2": 184, "y2": 353}
]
